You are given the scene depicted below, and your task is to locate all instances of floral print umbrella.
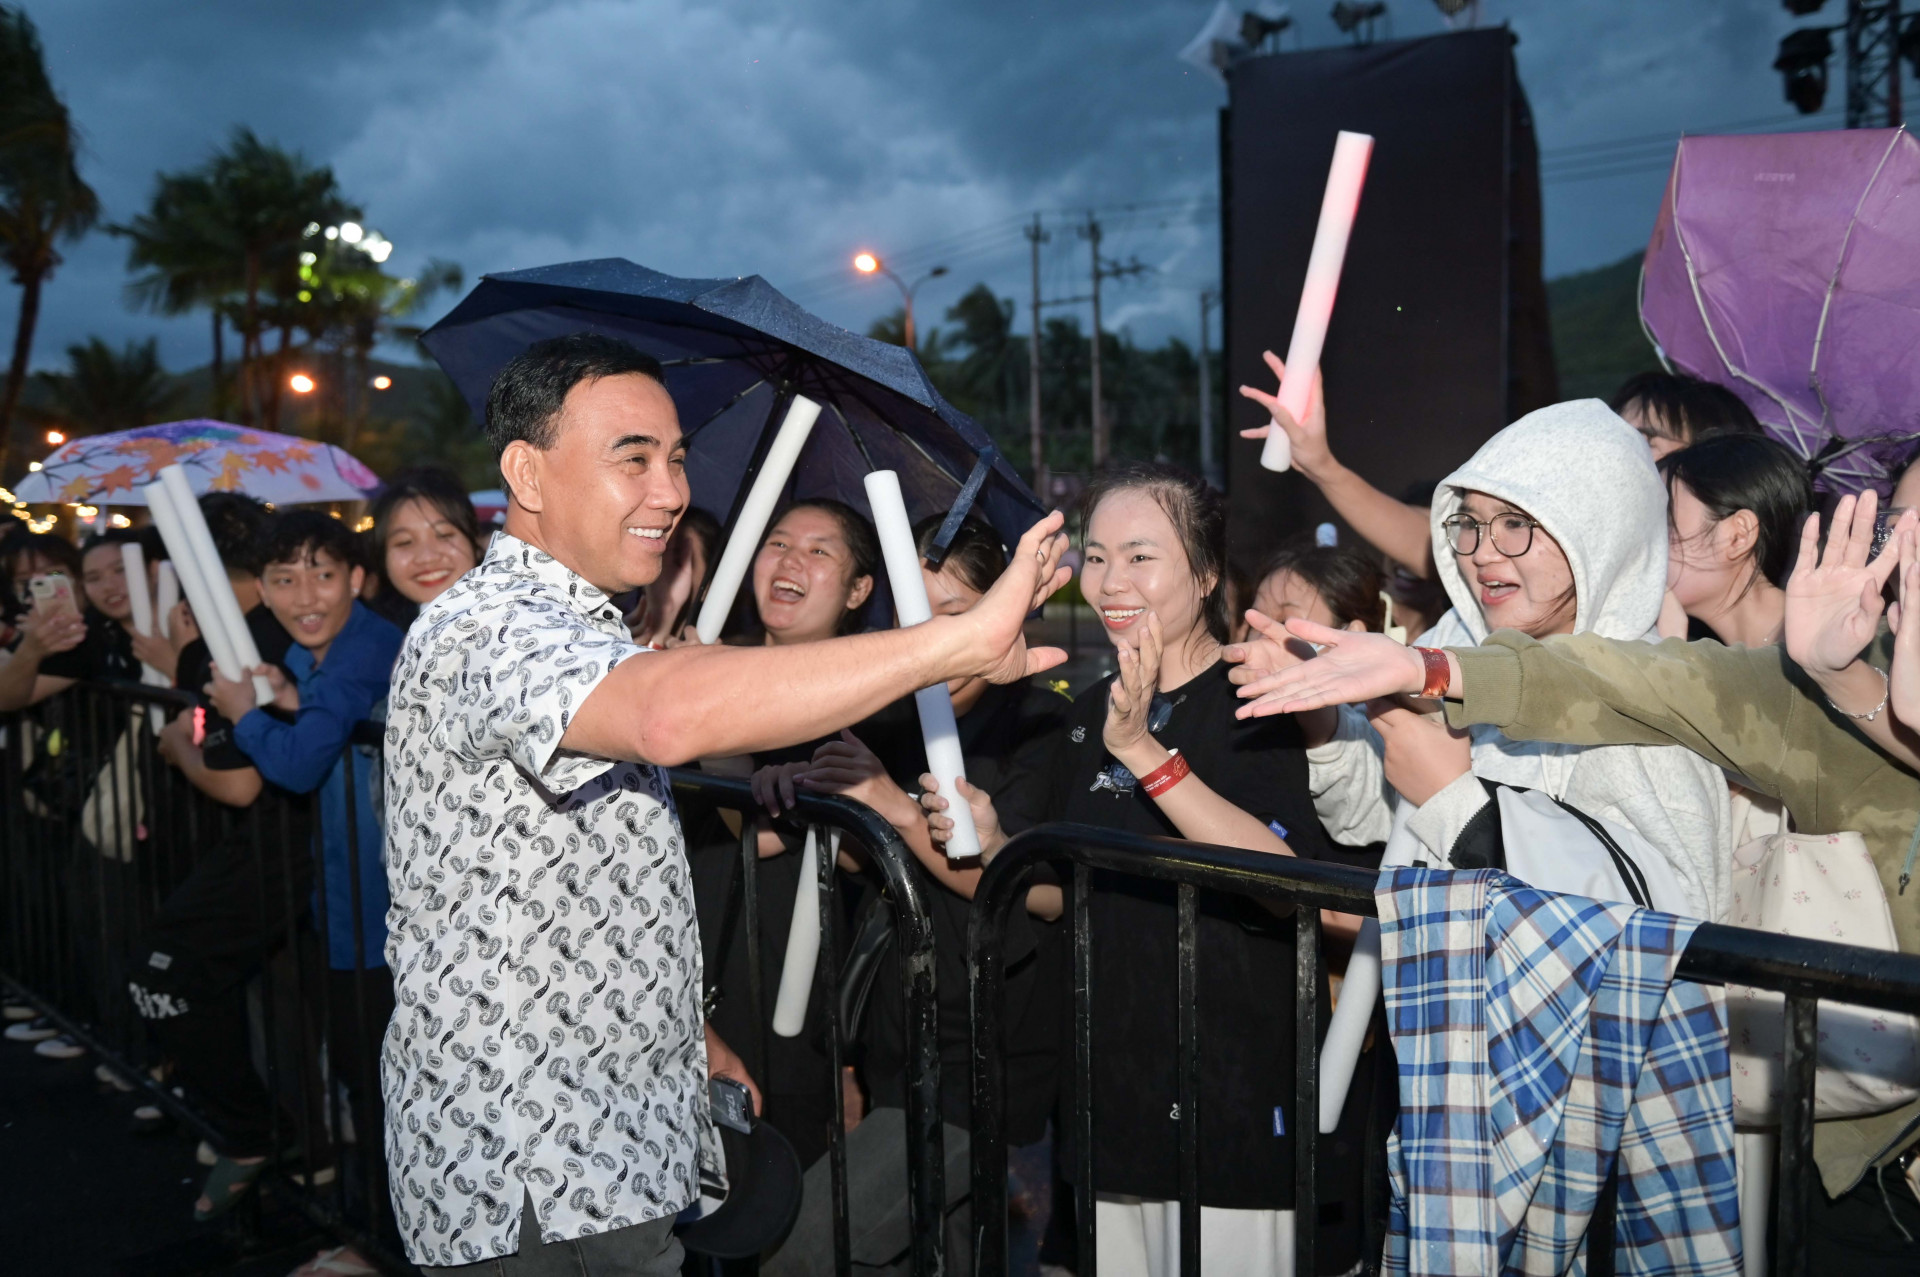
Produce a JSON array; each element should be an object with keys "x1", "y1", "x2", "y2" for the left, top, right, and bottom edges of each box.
[{"x1": 9, "y1": 419, "x2": 381, "y2": 506}]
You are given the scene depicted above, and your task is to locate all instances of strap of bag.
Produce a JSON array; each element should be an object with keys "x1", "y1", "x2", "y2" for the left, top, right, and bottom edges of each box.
[{"x1": 701, "y1": 838, "x2": 750, "y2": 1020}]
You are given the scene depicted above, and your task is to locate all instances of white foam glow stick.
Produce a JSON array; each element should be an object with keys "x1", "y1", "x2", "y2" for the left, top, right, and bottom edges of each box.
[
  {"x1": 121, "y1": 542, "x2": 170, "y2": 732},
  {"x1": 695, "y1": 395, "x2": 824, "y2": 644},
  {"x1": 864, "y1": 469, "x2": 983, "y2": 861},
  {"x1": 772, "y1": 826, "x2": 832, "y2": 1037},
  {"x1": 156, "y1": 562, "x2": 179, "y2": 639},
  {"x1": 144, "y1": 481, "x2": 242, "y2": 686},
  {"x1": 1318, "y1": 797, "x2": 1414, "y2": 1132},
  {"x1": 1262, "y1": 130, "x2": 1374, "y2": 473},
  {"x1": 157, "y1": 465, "x2": 273, "y2": 704}
]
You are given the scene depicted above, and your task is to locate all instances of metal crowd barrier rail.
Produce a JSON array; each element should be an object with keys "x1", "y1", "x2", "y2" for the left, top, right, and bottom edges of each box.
[
  {"x1": 967, "y1": 822, "x2": 1920, "y2": 1277},
  {"x1": 668, "y1": 769, "x2": 949, "y2": 1277},
  {"x1": 0, "y1": 682, "x2": 952, "y2": 1277}
]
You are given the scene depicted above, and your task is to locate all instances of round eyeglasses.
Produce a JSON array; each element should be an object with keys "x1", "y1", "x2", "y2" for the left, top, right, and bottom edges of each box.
[{"x1": 1442, "y1": 512, "x2": 1542, "y2": 558}]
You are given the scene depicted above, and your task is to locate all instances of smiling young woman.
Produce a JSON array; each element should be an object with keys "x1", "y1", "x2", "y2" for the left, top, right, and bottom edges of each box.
[
  {"x1": 365, "y1": 467, "x2": 486, "y2": 629},
  {"x1": 921, "y1": 461, "x2": 1335, "y2": 1274}
]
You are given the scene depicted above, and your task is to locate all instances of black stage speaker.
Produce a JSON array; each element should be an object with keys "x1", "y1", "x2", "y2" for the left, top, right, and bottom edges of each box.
[{"x1": 1222, "y1": 26, "x2": 1556, "y2": 569}]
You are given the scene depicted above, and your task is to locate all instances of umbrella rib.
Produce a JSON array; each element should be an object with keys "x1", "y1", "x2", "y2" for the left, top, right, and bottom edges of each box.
[
  {"x1": 827, "y1": 376, "x2": 971, "y2": 492},
  {"x1": 682, "y1": 377, "x2": 771, "y2": 444},
  {"x1": 1808, "y1": 129, "x2": 1905, "y2": 439},
  {"x1": 1667, "y1": 138, "x2": 1819, "y2": 458}
]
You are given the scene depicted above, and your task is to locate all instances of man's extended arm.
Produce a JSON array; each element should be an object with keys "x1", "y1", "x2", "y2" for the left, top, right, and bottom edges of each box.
[{"x1": 564, "y1": 512, "x2": 1070, "y2": 767}]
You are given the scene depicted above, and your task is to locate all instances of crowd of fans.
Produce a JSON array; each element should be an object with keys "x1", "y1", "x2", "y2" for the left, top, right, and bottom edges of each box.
[{"x1": 1, "y1": 353, "x2": 1918, "y2": 1275}]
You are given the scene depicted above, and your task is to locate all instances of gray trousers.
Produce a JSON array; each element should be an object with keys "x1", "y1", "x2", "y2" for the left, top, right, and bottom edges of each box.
[
  {"x1": 421, "y1": 1192, "x2": 682, "y2": 1277},
  {"x1": 761, "y1": 1106, "x2": 972, "y2": 1276}
]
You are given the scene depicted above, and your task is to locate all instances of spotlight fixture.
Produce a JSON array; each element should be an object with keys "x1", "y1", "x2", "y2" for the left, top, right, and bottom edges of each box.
[
  {"x1": 1240, "y1": 8, "x2": 1292, "y2": 52},
  {"x1": 1773, "y1": 26, "x2": 1834, "y2": 114},
  {"x1": 1330, "y1": 1, "x2": 1387, "y2": 41}
]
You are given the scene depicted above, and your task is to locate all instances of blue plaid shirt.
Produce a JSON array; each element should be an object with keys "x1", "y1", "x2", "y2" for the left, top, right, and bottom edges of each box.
[{"x1": 1377, "y1": 866, "x2": 1742, "y2": 1276}]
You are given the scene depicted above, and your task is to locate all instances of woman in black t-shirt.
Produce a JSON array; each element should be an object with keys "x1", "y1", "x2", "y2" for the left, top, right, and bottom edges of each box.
[
  {"x1": 691, "y1": 499, "x2": 881, "y2": 1171},
  {"x1": 754, "y1": 517, "x2": 1071, "y2": 1275},
  {"x1": 922, "y1": 463, "x2": 1331, "y2": 1275}
]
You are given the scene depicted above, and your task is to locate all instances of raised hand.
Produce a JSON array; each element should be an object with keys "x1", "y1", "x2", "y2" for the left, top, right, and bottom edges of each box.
[
  {"x1": 1237, "y1": 352, "x2": 1332, "y2": 478},
  {"x1": 1891, "y1": 525, "x2": 1920, "y2": 729},
  {"x1": 1224, "y1": 608, "x2": 1313, "y2": 687},
  {"x1": 965, "y1": 509, "x2": 1073, "y2": 684},
  {"x1": 1235, "y1": 617, "x2": 1427, "y2": 718},
  {"x1": 1783, "y1": 492, "x2": 1914, "y2": 678},
  {"x1": 1370, "y1": 701, "x2": 1472, "y2": 807},
  {"x1": 798, "y1": 730, "x2": 918, "y2": 827},
  {"x1": 17, "y1": 603, "x2": 86, "y2": 657},
  {"x1": 919, "y1": 773, "x2": 1005, "y2": 857},
  {"x1": 1103, "y1": 611, "x2": 1164, "y2": 762}
]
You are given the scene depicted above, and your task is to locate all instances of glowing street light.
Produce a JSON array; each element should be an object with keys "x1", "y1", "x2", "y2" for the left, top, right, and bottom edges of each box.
[
  {"x1": 289, "y1": 373, "x2": 317, "y2": 394},
  {"x1": 370, "y1": 374, "x2": 393, "y2": 390},
  {"x1": 45, "y1": 429, "x2": 64, "y2": 445},
  {"x1": 338, "y1": 221, "x2": 364, "y2": 244},
  {"x1": 850, "y1": 252, "x2": 948, "y2": 351}
]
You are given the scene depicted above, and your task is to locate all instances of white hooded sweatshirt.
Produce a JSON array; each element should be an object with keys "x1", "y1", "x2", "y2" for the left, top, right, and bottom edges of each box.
[{"x1": 1308, "y1": 399, "x2": 1733, "y2": 920}]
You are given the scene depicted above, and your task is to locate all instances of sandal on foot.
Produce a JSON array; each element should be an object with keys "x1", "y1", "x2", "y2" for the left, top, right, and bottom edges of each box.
[{"x1": 193, "y1": 1154, "x2": 267, "y2": 1222}]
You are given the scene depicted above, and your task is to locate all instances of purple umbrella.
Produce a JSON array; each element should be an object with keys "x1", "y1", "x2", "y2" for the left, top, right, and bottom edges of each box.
[{"x1": 1640, "y1": 127, "x2": 1920, "y2": 495}]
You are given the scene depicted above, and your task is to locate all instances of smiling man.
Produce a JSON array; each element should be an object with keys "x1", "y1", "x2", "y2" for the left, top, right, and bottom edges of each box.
[{"x1": 382, "y1": 333, "x2": 1070, "y2": 1274}]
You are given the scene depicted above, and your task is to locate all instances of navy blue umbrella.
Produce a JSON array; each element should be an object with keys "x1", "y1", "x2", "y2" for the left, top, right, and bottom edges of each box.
[{"x1": 419, "y1": 258, "x2": 1046, "y2": 561}]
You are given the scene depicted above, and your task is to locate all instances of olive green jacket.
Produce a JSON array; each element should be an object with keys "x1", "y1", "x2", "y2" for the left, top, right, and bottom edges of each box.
[{"x1": 1445, "y1": 629, "x2": 1920, "y2": 1195}]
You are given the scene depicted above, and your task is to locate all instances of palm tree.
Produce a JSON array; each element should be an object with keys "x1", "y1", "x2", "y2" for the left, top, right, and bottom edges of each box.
[
  {"x1": 114, "y1": 170, "x2": 239, "y2": 414},
  {"x1": 0, "y1": 6, "x2": 99, "y2": 476},
  {"x1": 30, "y1": 335, "x2": 182, "y2": 435}
]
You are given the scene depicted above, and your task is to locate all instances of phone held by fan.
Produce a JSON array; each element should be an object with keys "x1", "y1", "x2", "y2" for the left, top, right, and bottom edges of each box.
[{"x1": 28, "y1": 572, "x2": 79, "y2": 621}]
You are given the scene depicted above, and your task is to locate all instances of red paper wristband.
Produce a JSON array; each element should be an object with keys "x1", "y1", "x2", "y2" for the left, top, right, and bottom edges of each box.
[
  {"x1": 1140, "y1": 749, "x2": 1192, "y2": 797},
  {"x1": 1414, "y1": 646, "x2": 1451, "y2": 700}
]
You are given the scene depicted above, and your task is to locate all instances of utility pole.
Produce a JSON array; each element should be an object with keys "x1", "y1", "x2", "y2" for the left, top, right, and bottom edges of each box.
[
  {"x1": 1082, "y1": 216, "x2": 1106, "y2": 468},
  {"x1": 1198, "y1": 287, "x2": 1221, "y2": 489},
  {"x1": 1026, "y1": 214, "x2": 1049, "y2": 497},
  {"x1": 1080, "y1": 213, "x2": 1148, "y2": 470}
]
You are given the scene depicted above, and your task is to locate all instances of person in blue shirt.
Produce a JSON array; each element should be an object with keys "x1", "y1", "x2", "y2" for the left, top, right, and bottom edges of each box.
[{"x1": 210, "y1": 509, "x2": 403, "y2": 1258}]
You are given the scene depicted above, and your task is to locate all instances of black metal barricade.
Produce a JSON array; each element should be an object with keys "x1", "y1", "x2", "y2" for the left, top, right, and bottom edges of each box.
[
  {"x1": 668, "y1": 769, "x2": 949, "y2": 1277},
  {"x1": 0, "y1": 684, "x2": 951, "y2": 1277},
  {"x1": 967, "y1": 822, "x2": 1920, "y2": 1277}
]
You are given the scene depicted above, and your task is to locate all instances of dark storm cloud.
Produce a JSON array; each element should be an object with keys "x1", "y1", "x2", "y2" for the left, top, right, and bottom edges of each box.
[{"x1": 20, "y1": 0, "x2": 1827, "y2": 372}]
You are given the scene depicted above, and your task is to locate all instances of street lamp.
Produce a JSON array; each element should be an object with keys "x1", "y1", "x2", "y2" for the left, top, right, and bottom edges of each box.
[
  {"x1": 852, "y1": 253, "x2": 948, "y2": 351},
  {"x1": 44, "y1": 429, "x2": 64, "y2": 445},
  {"x1": 289, "y1": 373, "x2": 316, "y2": 395}
]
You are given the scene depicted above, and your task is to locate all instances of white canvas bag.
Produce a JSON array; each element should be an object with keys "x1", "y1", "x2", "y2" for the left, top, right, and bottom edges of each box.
[{"x1": 1724, "y1": 830, "x2": 1920, "y2": 1124}]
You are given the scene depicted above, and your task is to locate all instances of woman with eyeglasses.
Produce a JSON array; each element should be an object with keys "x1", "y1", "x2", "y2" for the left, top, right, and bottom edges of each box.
[{"x1": 1232, "y1": 398, "x2": 1734, "y2": 923}]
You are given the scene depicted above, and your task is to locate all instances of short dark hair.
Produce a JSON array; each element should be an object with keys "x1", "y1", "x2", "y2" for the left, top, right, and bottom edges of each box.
[
  {"x1": 79, "y1": 527, "x2": 143, "y2": 558},
  {"x1": 768, "y1": 499, "x2": 879, "y2": 637},
  {"x1": 483, "y1": 333, "x2": 667, "y2": 459},
  {"x1": 369, "y1": 466, "x2": 484, "y2": 569},
  {"x1": 261, "y1": 509, "x2": 363, "y2": 573},
  {"x1": 1255, "y1": 543, "x2": 1387, "y2": 632},
  {"x1": 1660, "y1": 432, "x2": 1813, "y2": 592},
  {"x1": 912, "y1": 515, "x2": 1006, "y2": 596},
  {"x1": 1078, "y1": 460, "x2": 1230, "y2": 644},
  {"x1": 675, "y1": 507, "x2": 723, "y2": 564},
  {"x1": 200, "y1": 493, "x2": 272, "y2": 577},
  {"x1": 1609, "y1": 371, "x2": 1761, "y2": 446}
]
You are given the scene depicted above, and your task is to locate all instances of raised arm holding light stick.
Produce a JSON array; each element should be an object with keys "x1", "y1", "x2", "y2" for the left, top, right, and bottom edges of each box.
[
  {"x1": 1259, "y1": 130, "x2": 1373, "y2": 473},
  {"x1": 143, "y1": 480, "x2": 246, "y2": 687},
  {"x1": 864, "y1": 468, "x2": 983, "y2": 860},
  {"x1": 154, "y1": 465, "x2": 274, "y2": 704},
  {"x1": 694, "y1": 394, "x2": 822, "y2": 644}
]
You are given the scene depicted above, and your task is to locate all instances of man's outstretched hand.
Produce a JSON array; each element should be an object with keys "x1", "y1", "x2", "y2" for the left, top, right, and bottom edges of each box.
[
  {"x1": 1233, "y1": 617, "x2": 1427, "y2": 718},
  {"x1": 962, "y1": 509, "x2": 1072, "y2": 684}
]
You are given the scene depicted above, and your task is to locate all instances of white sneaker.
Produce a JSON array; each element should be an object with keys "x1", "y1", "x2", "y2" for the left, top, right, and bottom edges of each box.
[
  {"x1": 4, "y1": 1017, "x2": 57, "y2": 1042},
  {"x1": 3, "y1": 999, "x2": 36, "y2": 1022},
  {"x1": 34, "y1": 1035, "x2": 85, "y2": 1060},
  {"x1": 197, "y1": 1140, "x2": 218, "y2": 1167}
]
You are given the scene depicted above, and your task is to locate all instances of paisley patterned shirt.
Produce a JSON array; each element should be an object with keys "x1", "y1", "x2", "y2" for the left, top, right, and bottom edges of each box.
[{"x1": 380, "y1": 533, "x2": 712, "y2": 1266}]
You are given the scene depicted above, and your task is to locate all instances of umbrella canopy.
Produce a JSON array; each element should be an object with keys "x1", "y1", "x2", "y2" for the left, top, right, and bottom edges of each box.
[
  {"x1": 9, "y1": 420, "x2": 381, "y2": 506},
  {"x1": 419, "y1": 259, "x2": 1044, "y2": 550},
  {"x1": 1641, "y1": 128, "x2": 1920, "y2": 494}
]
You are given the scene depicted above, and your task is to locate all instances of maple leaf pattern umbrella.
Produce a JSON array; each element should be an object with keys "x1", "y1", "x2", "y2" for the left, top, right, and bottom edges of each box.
[
  {"x1": 1640, "y1": 128, "x2": 1920, "y2": 494},
  {"x1": 9, "y1": 419, "x2": 381, "y2": 506}
]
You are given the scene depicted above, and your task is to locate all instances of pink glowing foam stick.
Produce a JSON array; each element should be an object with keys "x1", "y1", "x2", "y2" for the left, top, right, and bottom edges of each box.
[{"x1": 1262, "y1": 130, "x2": 1374, "y2": 473}]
